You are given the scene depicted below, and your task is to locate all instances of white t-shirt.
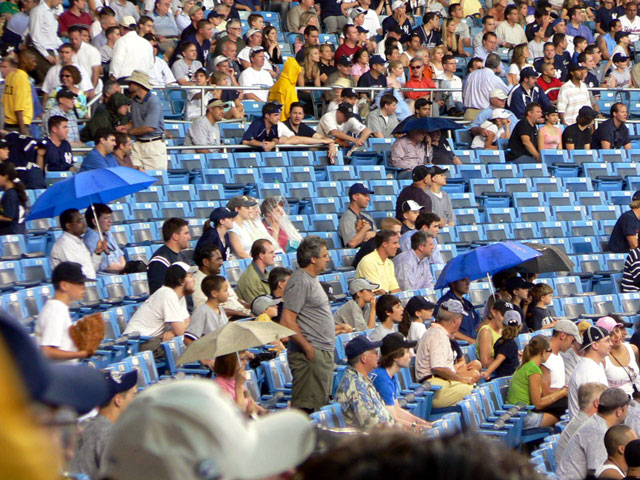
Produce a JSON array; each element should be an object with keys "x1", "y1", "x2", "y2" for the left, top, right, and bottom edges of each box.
[
  {"x1": 316, "y1": 111, "x2": 366, "y2": 138},
  {"x1": 471, "y1": 120, "x2": 503, "y2": 149},
  {"x1": 41, "y1": 63, "x2": 94, "y2": 94},
  {"x1": 123, "y1": 286, "x2": 189, "y2": 337},
  {"x1": 408, "y1": 322, "x2": 427, "y2": 343},
  {"x1": 74, "y1": 41, "x2": 103, "y2": 95},
  {"x1": 568, "y1": 357, "x2": 609, "y2": 417},
  {"x1": 543, "y1": 352, "x2": 566, "y2": 389},
  {"x1": 238, "y1": 47, "x2": 274, "y2": 71},
  {"x1": 35, "y1": 299, "x2": 78, "y2": 363},
  {"x1": 620, "y1": 14, "x2": 640, "y2": 42},
  {"x1": 238, "y1": 67, "x2": 274, "y2": 102},
  {"x1": 229, "y1": 221, "x2": 253, "y2": 255}
]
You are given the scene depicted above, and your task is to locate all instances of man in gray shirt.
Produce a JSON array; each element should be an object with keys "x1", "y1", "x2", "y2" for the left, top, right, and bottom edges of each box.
[
  {"x1": 557, "y1": 387, "x2": 630, "y2": 480},
  {"x1": 71, "y1": 370, "x2": 138, "y2": 478},
  {"x1": 366, "y1": 93, "x2": 399, "y2": 138},
  {"x1": 281, "y1": 236, "x2": 336, "y2": 413},
  {"x1": 185, "y1": 98, "x2": 224, "y2": 153},
  {"x1": 426, "y1": 166, "x2": 455, "y2": 227},
  {"x1": 338, "y1": 182, "x2": 376, "y2": 248}
]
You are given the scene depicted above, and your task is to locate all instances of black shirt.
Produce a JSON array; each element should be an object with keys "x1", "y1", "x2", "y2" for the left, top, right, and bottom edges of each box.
[
  {"x1": 431, "y1": 141, "x2": 456, "y2": 165},
  {"x1": 562, "y1": 123, "x2": 592, "y2": 149},
  {"x1": 591, "y1": 118, "x2": 631, "y2": 149},
  {"x1": 43, "y1": 137, "x2": 73, "y2": 171},
  {"x1": 319, "y1": 62, "x2": 337, "y2": 79},
  {"x1": 395, "y1": 184, "x2": 432, "y2": 220},
  {"x1": 493, "y1": 337, "x2": 519, "y2": 378},
  {"x1": 609, "y1": 209, "x2": 640, "y2": 253},
  {"x1": 526, "y1": 305, "x2": 555, "y2": 332},
  {"x1": 147, "y1": 244, "x2": 190, "y2": 294},
  {"x1": 507, "y1": 119, "x2": 538, "y2": 161},
  {"x1": 0, "y1": 188, "x2": 25, "y2": 235},
  {"x1": 357, "y1": 71, "x2": 388, "y2": 88},
  {"x1": 194, "y1": 227, "x2": 232, "y2": 261},
  {"x1": 283, "y1": 118, "x2": 316, "y2": 137},
  {"x1": 381, "y1": 16, "x2": 412, "y2": 42}
]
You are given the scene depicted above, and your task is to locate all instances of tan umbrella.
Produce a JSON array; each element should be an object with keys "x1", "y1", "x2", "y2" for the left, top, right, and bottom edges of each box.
[{"x1": 177, "y1": 321, "x2": 296, "y2": 365}]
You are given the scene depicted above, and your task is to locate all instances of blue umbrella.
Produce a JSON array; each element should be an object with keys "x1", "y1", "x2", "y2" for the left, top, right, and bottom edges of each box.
[
  {"x1": 27, "y1": 167, "x2": 157, "y2": 221},
  {"x1": 397, "y1": 116, "x2": 464, "y2": 134},
  {"x1": 434, "y1": 242, "x2": 542, "y2": 290}
]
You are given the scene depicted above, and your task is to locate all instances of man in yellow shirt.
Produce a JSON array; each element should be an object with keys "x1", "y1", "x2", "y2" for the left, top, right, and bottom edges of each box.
[
  {"x1": 2, "y1": 51, "x2": 36, "y2": 135},
  {"x1": 356, "y1": 230, "x2": 401, "y2": 295},
  {"x1": 451, "y1": 0, "x2": 484, "y2": 20}
]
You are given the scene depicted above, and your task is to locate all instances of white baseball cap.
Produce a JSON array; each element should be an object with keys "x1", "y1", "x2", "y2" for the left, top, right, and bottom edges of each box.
[
  {"x1": 172, "y1": 262, "x2": 198, "y2": 274},
  {"x1": 491, "y1": 108, "x2": 511, "y2": 120},
  {"x1": 489, "y1": 89, "x2": 508, "y2": 100},
  {"x1": 100, "y1": 379, "x2": 315, "y2": 480}
]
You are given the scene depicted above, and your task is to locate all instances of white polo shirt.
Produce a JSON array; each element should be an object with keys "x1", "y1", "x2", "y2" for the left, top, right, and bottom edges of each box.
[{"x1": 123, "y1": 286, "x2": 189, "y2": 337}]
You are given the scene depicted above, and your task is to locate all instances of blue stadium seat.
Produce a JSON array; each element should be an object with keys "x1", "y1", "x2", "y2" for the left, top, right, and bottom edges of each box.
[
  {"x1": 486, "y1": 208, "x2": 516, "y2": 224},
  {"x1": 196, "y1": 184, "x2": 224, "y2": 201},
  {"x1": 554, "y1": 276, "x2": 584, "y2": 296},
  {"x1": 512, "y1": 192, "x2": 543, "y2": 208},
  {"x1": 129, "y1": 203, "x2": 160, "y2": 221},
  {"x1": 453, "y1": 209, "x2": 481, "y2": 225},
  {"x1": 518, "y1": 163, "x2": 548, "y2": 178},
  {"x1": 532, "y1": 177, "x2": 561, "y2": 192},
  {"x1": 599, "y1": 149, "x2": 628, "y2": 163},
  {"x1": 232, "y1": 168, "x2": 260, "y2": 184},
  {"x1": 175, "y1": 154, "x2": 205, "y2": 171},
  {"x1": 164, "y1": 185, "x2": 195, "y2": 202},
  {"x1": 452, "y1": 149, "x2": 475, "y2": 164},
  {"x1": 517, "y1": 206, "x2": 550, "y2": 223},
  {"x1": 327, "y1": 166, "x2": 355, "y2": 181},
  {"x1": 371, "y1": 195, "x2": 395, "y2": 212},
  {"x1": 315, "y1": 181, "x2": 342, "y2": 197},
  {"x1": 124, "y1": 246, "x2": 153, "y2": 264},
  {"x1": 501, "y1": 178, "x2": 529, "y2": 194},
  {"x1": 234, "y1": 152, "x2": 263, "y2": 168},
  {"x1": 539, "y1": 221, "x2": 568, "y2": 238},
  {"x1": 569, "y1": 236, "x2": 598, "y2": 255},
  {"x1": 487, "y1": 164, "x2": 516, "y2": 179},
  {"x1": 541, "y1": 150, "x2": 568, "y2": 166},
  {"x1": 205, "y1": 153, "x2": 235, "y2": 169},
  {"x1": 612, "y1": 162, "x2": 640, "y2": 179},
  {"x1": 202, "y1": 169, "x2": 233, "y2": 184},
  {"x1": 288, "y1": 151, "x2": 314, "y2": 166},
  {"x1": 588, "y1": 205, "x2": 620, "y2": 221},
  {"x1": 312, "y1": 198, "x2": 340, "y2": 214},
  {"x1": 608, "y1": 190, "x2": 634, "y2": 206},
  {"x1": 483, "y1": 224, "x2": 511, "y2": 242},
  {"x1": 568, "y1": 149, "x2": 598, "y2": 164},
  {"x1": 470, "y1": 178, "x2": 500, "y2": 196},
  {"x1": 259, "y1": 167, "x2": 288, "y2": 183},
  {"x1": 309, "y1": 214, "x2": 339, "y2": 231},
  {"x1": 129, "y1": 223, "x2": 158, "y2": 245},
  {"x1": 258, "y1": 183, "x2": 287, "y2": 198},
  {"x1": 135, "y1": 185, "x2": 163, "y2": 203},
  {"x1": 574, "y1": 191, "x2": 606, "y2": 207},
  {"x1": 369, "y1": 180, "x2": 399, "y2": 196},
  {"x1": 450, "y1": 193, "x2": 476, "y2": 209},
  {"x1": 475, "y1": 150, "x2": 505, "y2": 164},
  {"x1": 457, "y1": 164, "x2": 486, "y2": 180},
  {"x1": 561, "y1": 177, "x2": 593, "y2": 192},
  {"x1": 552, "y1": 206, "x2": 587, "y2": 222},
  {"x1": 511, "y1": 222, "x2": 539, "y2": 240},
  {"x1": 356, "y1": 165, "x2": 386, "y2": 181},
  {"x1": 191, "y1": 201, "x2": 219, "y2": 219},
  {"x1": 287, "y1": 182, "x2": 315, "y2": 199}
]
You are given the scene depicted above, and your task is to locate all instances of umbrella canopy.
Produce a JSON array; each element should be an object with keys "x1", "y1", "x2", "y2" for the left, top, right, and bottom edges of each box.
[
  {"x1": 398, "y1": 116, "x2": 464, "y2": 134},
  {"x1": 434, "y1": 241, "x2": 542, "y2": 290},
  {"x1": 177, "y1": 321, "x2": 296, "y2": 365},
  {"x1": 516, "y1": 243, "x2": 575, "y2": 274},
  {"x1": 27, "y1": 167, "x2": 157, "y2": 220}
]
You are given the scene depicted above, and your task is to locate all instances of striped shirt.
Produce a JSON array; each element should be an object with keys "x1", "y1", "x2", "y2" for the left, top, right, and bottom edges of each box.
[
  {"x1": 557, "y1": 81, "x2": 591, "y2": 126},
  {"x1": 621, "y1": 247, "x2": 640, "y2": 292}
]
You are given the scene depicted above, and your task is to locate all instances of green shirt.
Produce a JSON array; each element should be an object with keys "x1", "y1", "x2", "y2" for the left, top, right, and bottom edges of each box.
[
  {"x1": 0, "y1": 2, "x2": 19, "y2": 14},
  {"x1": 506, "y1": 361, "x2": 541, "y2": 405},
  {"x1": 236, "y1": 261, "x2": 270, "y2": 306}
]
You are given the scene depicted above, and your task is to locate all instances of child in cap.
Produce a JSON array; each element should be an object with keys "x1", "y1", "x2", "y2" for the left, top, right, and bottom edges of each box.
[
  {"x1": 399, "y1": 296, "x2": 436, "y2": 342},
  {"x1": 609, "y1": 53, "x2": 633, "y2": 88},
  {"x1": 251, "y1": 294, "x2": 285, "y2": 351},
  {"x1": 470, "y1": 108, "x2": 511, "y2": 150},
  {"x1": 333, "y1": 278, "x2": 378, "y2": 332},
  {"x1": 482, "y1": 310, "x2": 522, "y2": 380},
  {"x1": 400, "y1": 200, "x2": 422, "y2": 234}
]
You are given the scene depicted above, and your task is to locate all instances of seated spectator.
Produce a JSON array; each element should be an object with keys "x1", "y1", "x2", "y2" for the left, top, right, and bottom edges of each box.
[
  {"x1": 469, "y1": 88, "x2": 518, "y2": 136},
  {"x1": 333, "y1": 278, "x2": 378, "y2": 332},
  {"x1": 598, "y1": 316, "x2": 640, "y2": 397},
  {"x1": 399, "y1": 296, "x2": 436, "y2": 342},
  {"x1": 191, "y1": 245, "x2": 223, "y2": 306},
  {"x1": 210, "y1": 71, "x2": 245, "y2": 120},
  {"x1": 622, "y1": 246, "x2": 640, "y2": 292},
  {"x1": 195, "y1": 207, "x2": 236, "y2": 261},
  {"x1": 426, "y1": 166, "x2": 455, "y2": 227},
  {"x1": 2, "y1": 131, "x2": 46, "y2": 189},
  {"x1": 608, "y1": 193, "x2": 640, "y2": 254},
  {"x1": 79, "y1": 129, "x2": 118, "y2": 172},
  {"x1": 526, "y1": 283, "x2": 558, "y2": 331},
  {"x1": 482, "y1": 310, "x2": 522, "y2": 380},
  {"x1": 557, "y1": 388, "x2": 631, "y2": 480},
  {"x1": 623, "y1": 439, "x2": 640, "y2": 479},
  {"x1": 147, "y1": 218, "x2": 191, "y2": 294},
  {"x1": 476, "y1": 300, "x2": 513, "y2": 368},
  {"x1": 44, "y1": 66, "x2": 90, "y2": 120},
  {"x1": 352, "y1": 217, "x2": 403, "y2": 268},
  {"x1": 34, "y1": 262, "x2": 92, "y2": 362},
  {"x1": 338, "y1": 182, "x2": 376, "y2": 249},
  {"x1": 0, "y1": 163, "x2": 27, "y2": 236},
  {"x1": 369, "y1": 294, "x2": 404, "y2": 342},
  {"x1": 42, "y1": 115, "x2": 74, "y2": 172},
  {"x1": 50, "y1": 209, "x2": 108, "y2": 280},
  {"x1": 366, "y1": 93, "x2": 398, "y2": 138},
  {"x1": 70, "y1": 370, "x2": 138, "y2": 479},
  {"x1": 83, "y1": 204, "x2": 126, "y2": 274},
  {"x1": 389, "y1": 128, "x2": 427, "y2": 176},
  {"x1": 507, "y1": 335, "x2": 568, "y2": 428},
  {"x1": 42, "y1": 89, "x2": 82, "y2": 144},
  {"x1": 541, "y1": 320, "x2": 583, "y2": 395},
  {"x1": 415, "y1": 299, "x2": 477, "y2": 407},
  {"x1": 185, "y1": 274, "x2": 229, "y2": 348},
  {"x1": 507, "y1": 67, "x2": 553, "y2": 119},
  {"x1": 597, "y1": 425, "x2": 638, "y2": 479},
  {"x1": 556, "y1": 382, "x2": 608, "y2": 461},
  {"x1": 536, "y1": 61, "x2": 563, "y2": 103},
  {"x1": 507, "y1": 102, "x2": 543, "y2": 163},
  {"x1": 261, "y1": 197, "x2": 303, "y2": 253},
  {"x1": 267, "y1": 267, "x2": 292, "y2": 323},
  {"x1": 213, "y1": 350, "x2": 265, "y2": 415},
  {"x1": 592, "y1": 102, "x2": 631, "y2": 150},
  {"x1": 123, "y1": 262, "x2": 194, "y2": 349},
  {"x1": 426, "y1": 130, "x2": 460, "y2": 166},
  {"x1": 470, "y1": 107, "x2": 511, "y2": 149},
  {"x1": 392, "y1": 231, "x2": 435, "y2": 291},
  {"x1": 110, "y1": 132, "x2": 138, "y2": 169},
  {"x1": 356, "y1": 230, "x2": 401, "y2": 295},
  {"x1": 609, "y1": 53, "x2": 634, "y2": 88},
  {"x1": 404, "y1": 57, "x2": 436, "y2": 103},
  {"x1": 435, "y1": 55, "x2": 464, "y2": 116},
  {"x1": 184, "y1": 98, "x2": 225, "y2": 152},
  {"x1": 400, "y1": 200, "x2": 421, "y2": 234},
  {"x1": 227, "y1": 195, "x2": 257, "y2": 259},
  {"x1": 569, "y1": 326, "x2": 612, "y2": 417},
  {"x1": 395, "y1": 165, "x2": 433, "y2": 220},
  {"x1": 437, "y1": 278, "x2": 481, "y2": 343},
  {"x1": 563, "y1": 105, "x2": 597, "y2": 150},
  {"x1": 400, "y1": 211, "x2": 444, "y2": 262},
  {"x1": 370, "y1": 333, "x2": 432, "y2": 430},
  {"x1": 79, "y1": 92, "x2": 131, "y2": 144},
  {"x1": 238, "y1": 47, "x2": 275, "y2": 102},
  {"x1": 241, "y1": 102, "x2": 282, "y2": 152},
  {"x1": 236, "y1": 239, "x2": 275, "y2": 305},
  {"x1": 185, "y1": 68, "x2": 212, "y2": 121},
  {"x1": 336, "y1": 335, "x2": 395, "y2": 430},
  {"x1": 358, "y1": 54, "x2": 387, "y2": 90},
  {"x1": 315, "y1": 103, "x2": 372, "y2": 152}
]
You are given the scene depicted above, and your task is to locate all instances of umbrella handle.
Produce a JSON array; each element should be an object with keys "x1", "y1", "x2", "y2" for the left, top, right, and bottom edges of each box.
[{"x1": 90, "y1": 203, "x2": 104, "y2": 242}]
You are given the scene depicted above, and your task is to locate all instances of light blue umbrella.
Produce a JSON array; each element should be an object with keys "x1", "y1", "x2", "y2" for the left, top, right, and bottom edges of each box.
[
  {"x1": 434, "y1": 242, "x2": 542, "y2": 291},
  {"x1": 27, "y1": 167, "x2": 157, "y2": 221}
]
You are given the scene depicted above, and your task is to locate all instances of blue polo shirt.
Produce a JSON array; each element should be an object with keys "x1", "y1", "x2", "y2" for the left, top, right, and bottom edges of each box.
[
  {"x1": 436, "y1": 290, "x2": 481, "y2": 339},
  {"x1": 369, "y1": 366, "x2": 400, "y2": 406},
  {"x1": 608, "y1": 209, "x2": 640, "y2": 253},
  {"x1": 242, "y1": 118, "x2": 279, "y2": 145},
  {"x1": 43, "y1": 138, "x2": 73, "y2": 171},
  {"x1": 79, "y1": 148, "x2": 119, "y2": 172},
  {"x1": 131, "y1": 91, "x2": 164, "y2": 139},
  {"x1": 591, "y1": 118, "x2": 631, "y2": 149}
]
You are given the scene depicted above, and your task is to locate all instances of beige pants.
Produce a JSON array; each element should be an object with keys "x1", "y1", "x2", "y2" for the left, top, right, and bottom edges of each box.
[
  {"x1": 131, "y1": 139, "x2": 168, "y2": 170},
  {"x1": 463, "y1": 108, "x2": 482, "y2": 122},
  {"x1": 430, "y1": 376, "x2": 474, "y2": 408}
]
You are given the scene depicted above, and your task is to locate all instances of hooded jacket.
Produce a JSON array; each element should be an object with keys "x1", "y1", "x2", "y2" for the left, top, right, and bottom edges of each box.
[
  {"x1": 268, "y1": 57, "x2": 302, "y2": 121},
  {"x1": 79, "y1": 93, "x2": 131, "y2": 143}
]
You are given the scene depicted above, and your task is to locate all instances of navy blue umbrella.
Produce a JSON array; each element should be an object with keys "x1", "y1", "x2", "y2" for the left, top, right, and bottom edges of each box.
[
  {"x1": 394, "y1": 116, "x2": 464, "y2": 135},
  {"x1": 27, "y1": 167, "x2": 157, "y2": 220},
  {"x1": 434, "y1": 242, "x2": 542, "y2": 290}
]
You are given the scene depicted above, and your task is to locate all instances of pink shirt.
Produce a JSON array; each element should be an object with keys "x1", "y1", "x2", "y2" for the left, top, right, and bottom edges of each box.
[{"x1": 214, "y1": 376, "x2": 249, "y2": 407}]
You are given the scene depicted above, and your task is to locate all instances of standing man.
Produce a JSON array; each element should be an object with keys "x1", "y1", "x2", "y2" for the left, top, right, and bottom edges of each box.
[
  {"x1": 69, "y1": 26, "x2": 102, "y2": 96},
  {"x1": 27, "y1": 0, "x2": 63, "y2": 83},
  {"x1": 462, "y1": 53, "x2": 510, "y2": 121},
  {"x1": 58, "y1": 0, "x2": 92, "y2": 37},
  {"x1": 392, "y1": 231, "x2": 435, "y2": 291},
  {"x1": 507, "y1": 102, "x2": 543, "y2": 163},
  {"x1": 339, "y1": 183, "x2": 376, "y2": 249},
  {"x1": 592, "y1": 102, "x2": 631, "y2": 150},
  {"x1": 426, "y1": 166, "x2": 455, "y2": 227},
  {"x1": 109, "y1": 19, "x2": 155, "y2": 80},
  {"x1": 608, "y1": 191, "x2": 640, "y2": 253},
  {"x1": 2, "y1": 50, "x2": 35, "y2": 135},
  {"x1": 126, "y1": 70, "x2": 167, "y2": 170},
  {"x1": 557, "y1": 63, "x2": 593, "y2": 126},
  {"x1": 281, "y1": 236, "x2": 336, "y2": 413},
  {"x1": 147, "y1": 218, "x2": 191, "y2": 294}
]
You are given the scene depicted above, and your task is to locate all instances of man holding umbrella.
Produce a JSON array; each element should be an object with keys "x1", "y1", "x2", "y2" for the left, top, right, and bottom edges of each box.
[{"x1": 389, "y1": 128, "x2": 427, "y2": 178}]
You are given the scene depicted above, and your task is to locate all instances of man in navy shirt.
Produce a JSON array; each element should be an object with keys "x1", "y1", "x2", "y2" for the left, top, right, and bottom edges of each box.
[
  {"x1": 3, "y1": 131, "x2": 46, "y2": 189},
  {"x1": 43, "y1": 115, "x2": 74, "y2": 172},
  {"x1": 412, "y1": 12, "x2": 442, "y2": 48},
  {"x1": 79, "y1": 129, "x2": 118, "y2": 172},
  {"x1": 591, "y1": 102, "x2": 631, "y2": 150},
  {"x1": 437, "y1": 278, "x2": 481, "y2": 343},
  {"x1": 382, "y1": 0, "x2": 411, "y2": 42},
  {"x1": 241, "y1": 102, "x2": 281, "y2": 151},
  {"x1": 282, "y1": 102, "x2": 317, "y2": 137},
  {"x1": 608, "y1": 192, "x2": 640, "y2": 253},
  {"x1": 506, "y1": 67, "x2": 553, "y2": 119},
  {"x1": 357, "y1": 55, "x2": 388, "y2": 88}
]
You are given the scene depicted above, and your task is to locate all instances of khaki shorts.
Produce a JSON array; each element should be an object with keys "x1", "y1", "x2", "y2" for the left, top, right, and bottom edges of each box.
[
  {"x1": 288, "y1": 348, "x2": 334, "y2": 412},
  {"x1": 131, "y1": 139, "x2": 168, "y2": 170},
  {"x1": 430, "y1": 376, "x2": 474, "y2": 408}
]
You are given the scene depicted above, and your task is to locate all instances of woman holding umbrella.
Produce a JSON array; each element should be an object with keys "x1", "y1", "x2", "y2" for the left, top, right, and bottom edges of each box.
[{"x1": 213, "y1": 350, "x2": 265, "y2": 416}]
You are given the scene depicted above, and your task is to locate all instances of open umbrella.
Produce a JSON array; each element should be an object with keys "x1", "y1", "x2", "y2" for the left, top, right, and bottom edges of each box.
[
  {"x1": 516, "y1": 243, "x2": 575, "y2": 274},
  {"x1": 177, "y1": 321, "x2": 296, "y2": 365},
  {"x1": 434, "y1": 241, "x2": 542, "y2": 291},
  {"x1": 397, "y1": 116, "x2": 464, "y2": 134}
]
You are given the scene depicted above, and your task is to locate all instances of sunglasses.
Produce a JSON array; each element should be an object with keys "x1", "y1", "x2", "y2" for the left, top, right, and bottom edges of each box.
[{"x1": 411, "y1": 65, "x2": 422, "y2": 69}]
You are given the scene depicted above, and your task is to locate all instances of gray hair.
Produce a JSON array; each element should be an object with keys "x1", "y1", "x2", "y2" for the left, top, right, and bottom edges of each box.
[
  {"x1": 485, "y1": 53, "x2": 501, "y2": 69},
  {"x1": 296, "y1": 235, "x2": 327, "y2": 268},
  {"x1": 226, "y1": 18, "x2": 241, "y2": 31},
  {"x1": 410, "y1": 57, "x2": 424, "y2": 66},
  {"x1": 347, "y1": 355, "x2": 361, "y2": 367},
  {"x1": 578, "y1": 382, "x2": 607, "y2": 411}
]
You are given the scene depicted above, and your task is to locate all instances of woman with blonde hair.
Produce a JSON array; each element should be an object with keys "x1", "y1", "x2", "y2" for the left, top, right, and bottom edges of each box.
[
  {"x1": 442, "y1": 18, "x2": 467, "y2": 57},
  {"x1": 507, "y1": 43, "x2": 531, "y2": 86},
  {"x1": 430, "y1": 45, "x2": 446, "y2": 77}
]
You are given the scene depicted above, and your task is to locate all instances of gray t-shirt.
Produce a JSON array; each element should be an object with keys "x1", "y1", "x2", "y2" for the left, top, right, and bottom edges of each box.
[
  {"x1": 70, "y1": 414, "x2": 112, "y2": 479},
  {"x1": 338, "y1": 208, "x2": 375, "y2": 248},
  {"x1": 555, "y1": 410, "x2": 590, "y2": 464},
  {"x1": 283, "y1": 268, "x2": 335, "y2": 351},
  {"x1": 333, "y1": 300, "x2": 371, "y2": 331},
  {"x1": 171, "y1": 59, "x2": 203, "y2": 82},
  {"x1": 426, "y1": 190, "x2": 455, "y2": 225},
  {"x1": 185, "y1": 116, "x2": 221, "y2": 146},
  {"x1": 368, "y1": 323, "x2": 395, "y2": 342},
  {"x1": 184, "y1": 303, "x2": 228, "y2": 342},
  {"x1": 556, "y1": 414, "x2": 609, "y2": 480}
]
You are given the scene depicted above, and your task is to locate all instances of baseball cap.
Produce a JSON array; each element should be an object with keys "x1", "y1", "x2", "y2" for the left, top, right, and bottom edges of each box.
[
  {"x1": 406, "y1": 296, "x2": 436, "y2": 316},
  {"x1": 349, "y1": 7, "x2": 366, "y2": 18},
  {"x1": 246, "y1": 28, "x2": 262, "y2": 38},
  {"x1": 596, "y1": 316, "x2": 631, "y2": 332},
  {"x1": 100, "y1": 379, "x2": 315, "y2": 480},
  {"x1": 581, "y1": 325, "x2": 609, "y2": 351},
  {"x1": 348, "y1": 182, "x2": 374, "y2": 197},
  {"x1": 520, "y1": 66, "x2": 538, "y2": 80},
  {"x1": 249, "y1": 46, "x2": 265, "y2": 55},
  {"x1": 208, "y1": 10, "x2": 224, "y2": 19},
  {"x1": 207, "y1": 98, "x2": 225, "y2": 109},
  {"x1": 251, "y1": 295, "x2": 280, "y2": 316},
  {"x1": 632, "y1": 190, "x2": 640, "y2": 203},
  {"x1": 412, "y1": 165, "x2": 431, "y2": 181},
  {"x1": 171, "y1": 262, "x2": 198, "y2": 275},
  {"x1": 380, "y1": 332, "x2": 417, "y2": 357},
  {"x1": 490, "y1": 89, "x2": 508, "y2": 100},
  {"x1": 613, "y1": 53, "x2": 629, "y2": 63},
  {"x1": 209, "y1": 207, "x2": 237, "y2": 223},
  {"x1": 56, "y1": 88, "x2": 76, "y2": 100},
  {"x1": 568, "y1": 62, "x2": 586, "y2": 72},
  {"x1": 120, "y1": 15, "x2": 137, "y2": 28},
  {"x1": 0, "y1": 138, "x2": 7, "y2": 149},
  {"x1": 505, "y1": 276, "x2": 535, "y2": 291},
  {"x1": 553, "y1": 319, "x2": 582, "y2": 343},
  {"x1": 391, "y1": 0, "x2": 405, "y2": 9},
  {"x1": 345, "y1": 335, "x2": 382, "y2": 360},
  {"x1": 625, "y1": 439, "x2": 640, "y2": 468},
  {"x1": 103, "y1": 370, "x2": 138, "y2": 399},
  {"x1": 440, "y1": 299, "x2": 468, "y2": 315},
  {"x1": 598, "y1": 387, "x2": 631, "y2": 408},
  {"x1": 52, "y1": 262, "x2": 88, "y2": 284},
  {"x1": 337, "y1": 102, "x2": 355, "y2": 119},
  {"x1": 348, "y1": 278, "x2": 379, "y2": 296},
  {"x1": 212, "y1": 55, "x2": 230, "y2": 68},
  {"x1": 431, "y1": 165, "x2": 449, "y2": 176},
  {"x1": 356, "y1": 26, "x2": 369, "y2": 33},
  {"x1": 503, "y1": 310, "x2": 522, "y2": 327},
  {"x1": 402, "y1": 200, "x2": 422, "y2": 212},
  {"x1": 341, "y1": 87, "x2": 358, "y2": 99},
  {"x1": 369, "y1": 54, "x2": 385, "y2": 66},
  {"x1": 320, "y1": 281, "x2": 338, "y2": 303},
  {"x1": 578, "y1": 105, "x2": 597, "y2": 119},
  {"x1": 552, "y1": 17, "x2": 565, "y2": 26},
  {"x1": 491, "y1": 108, "x2": 511, "y2": 120},
  {"x1": 194, "y1": 67, "x2": 208, "y2": 77},
  {"x1": 336, "y1": 56, "x2": 353, "y2": 67},
  {"x1": 227, "y1": 195, "x2": 258, "y2": 210}
]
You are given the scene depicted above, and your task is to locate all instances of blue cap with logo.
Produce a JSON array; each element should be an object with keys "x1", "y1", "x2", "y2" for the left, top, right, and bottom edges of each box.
[
  {"x1": 345, "y1": 336, "x2": 382, "y2": 360},
  {"x1": 348, "y1": 182, "x2": 374, "y2": 197}
]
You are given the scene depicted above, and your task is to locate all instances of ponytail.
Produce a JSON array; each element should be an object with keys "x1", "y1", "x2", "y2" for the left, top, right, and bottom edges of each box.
[
  {"x1": 519, "y1": 335, "x2": 550, "y2": 369},
  {"x1": 202, "y1": 220, "x2": 213, "y2": 234},
  {"x1": 398, "y1": 309, "x2": 412, "y2": 338},
  {"x1": 0, "y1": 163, "x2": 27, "y2": 205}
]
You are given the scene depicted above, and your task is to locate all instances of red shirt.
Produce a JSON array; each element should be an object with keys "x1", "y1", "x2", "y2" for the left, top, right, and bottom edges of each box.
[
  {"x1": 58, "y1": 10, "x2": 93, "y2": 36},
  {"x1": 334, "y1": 43, "x2": 361, "y2": 62},
  {"x1": 536, "y1": 76, "x2": 563, "y2": 101},
  {"x1": 404, "y1": 74, "x2": 436, "y2": 100}
]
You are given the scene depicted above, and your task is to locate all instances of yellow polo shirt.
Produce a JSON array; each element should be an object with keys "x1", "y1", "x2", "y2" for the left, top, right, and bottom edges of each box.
[
  {"x1": 3, "y1": 69, "x2": 33, "y2": 126},
  {"x1": 355, "y1": 249, "x2": 400, "y2": 293},
  {"x1": 450, "y1": 0, "x2": 483, "y2": 17}
]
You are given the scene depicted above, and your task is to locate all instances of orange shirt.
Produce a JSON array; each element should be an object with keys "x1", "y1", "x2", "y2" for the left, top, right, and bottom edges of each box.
[{"x1": 404, "y1": 74, "x2": 436, "y2": 100}]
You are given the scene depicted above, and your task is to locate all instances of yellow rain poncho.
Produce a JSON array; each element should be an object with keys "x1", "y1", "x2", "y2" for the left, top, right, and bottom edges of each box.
[{"x1": 268, "y1": 57, "x2": 302, "y2": 121}]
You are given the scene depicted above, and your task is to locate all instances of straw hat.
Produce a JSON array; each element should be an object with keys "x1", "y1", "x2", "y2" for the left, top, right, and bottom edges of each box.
[{"x1": 126, "y1": 70, "x2": 152, "y2": 90}]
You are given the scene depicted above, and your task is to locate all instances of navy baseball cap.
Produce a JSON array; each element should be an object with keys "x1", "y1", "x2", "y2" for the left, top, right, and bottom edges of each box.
[
  {"x1": 581, "y1": 326, "x2": 609, "y2": 351},
  {"x1": 380, "y1": 332, "x2": 417, "y2": 357},
  {"x1": 52, "y1": 262, "x2": 88, "y2": 284},
  {"x1": 520, "y1": 67, "x2": 538, "y2": 80},
  {"x1": 336, "y1": 56, "x2": 353, "y2": 66},
  {"x1": 103, "y1": 370, "x2": 138, "y2": 399},
  {"x1": 345, "y1": 335, "x2": 382, "y2": 360},
  {"x1": 568, "y1": 62, "x2": 586, "y2": 72},
  {"x1": 356, "y1": 26, "x2": 369, "y2": 33},
  {"x1": 406, "y1": 296, "x2": 436, "y2": 316},
  {"x1": 208, "y1": 10, "x2": 224, "y2": 18},
  {"x1": 632, "y1": 190, "x2": 640, "y2": 202},
  {"x1": 209, "y1": 207, "x2": 238, "y2": 223},
  {"x1": 0, "y1": 138, "x2": 8, "y2": 149},
  {"x1": 341, "y1": 88, "x2": 358, "y2": 99},
  {"x1": 348, "y1": 182, "x2": 374, "y2": 196},
  {"x1": 369, "y1": 54, "x2": 385, "y2": 66}
]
